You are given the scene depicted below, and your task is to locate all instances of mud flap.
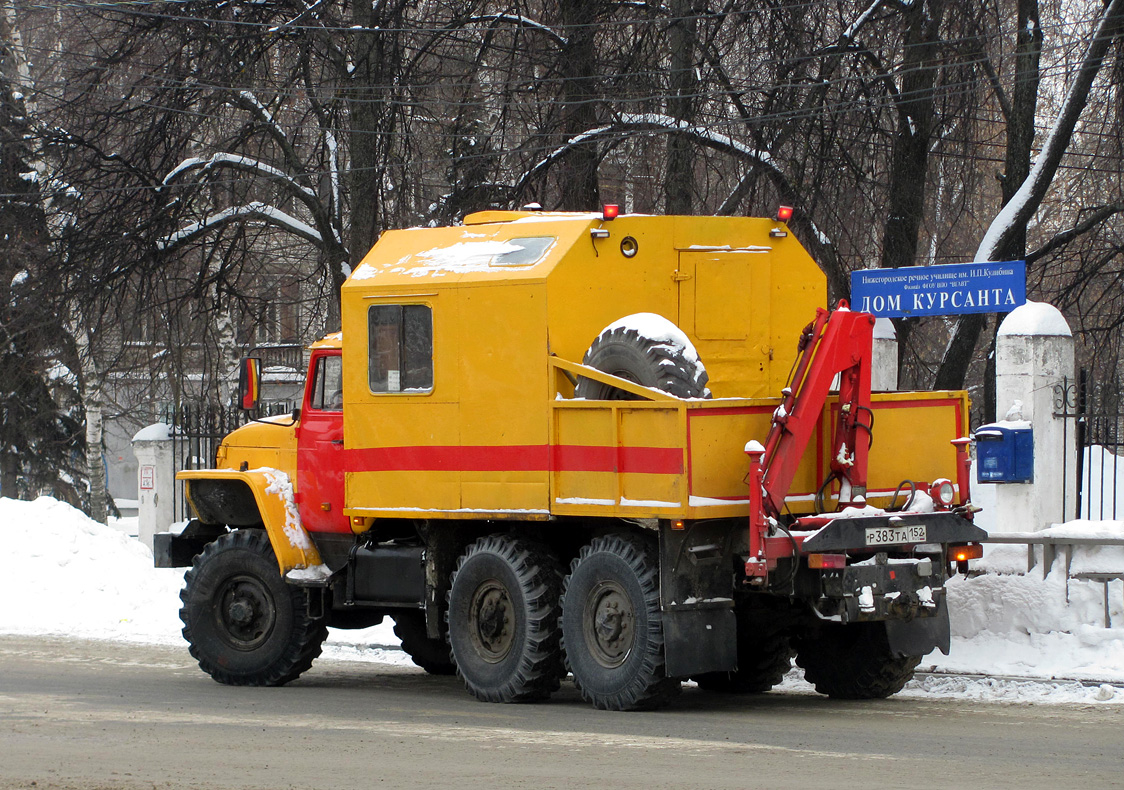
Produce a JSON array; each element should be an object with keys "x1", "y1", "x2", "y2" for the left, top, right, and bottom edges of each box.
[
  {"x1": 659, "y1": 520, "x2": 739, "y2": 677},
  {"x1": 885, "y1": 596, "x2": 951, "y2": 657},
  {"x1": 663, "y1": 607, "x2": 737, "y2": 678}
]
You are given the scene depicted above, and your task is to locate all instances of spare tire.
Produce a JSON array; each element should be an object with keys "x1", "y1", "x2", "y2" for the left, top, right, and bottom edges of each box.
[{"x1": 575, "y1": 313, "x2": 710, "y2": 400}]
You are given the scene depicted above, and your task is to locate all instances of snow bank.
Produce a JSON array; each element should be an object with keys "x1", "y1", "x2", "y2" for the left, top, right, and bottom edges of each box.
[
  {"x1": 0, "y1": 496, "x2": 404, "y2": 660},
  {"x1": 927, "y1": 542, "x2": 1124, "y2": 684},
  {"x1": 0, "y1": 496, "x2": 187, "y2": 644}
]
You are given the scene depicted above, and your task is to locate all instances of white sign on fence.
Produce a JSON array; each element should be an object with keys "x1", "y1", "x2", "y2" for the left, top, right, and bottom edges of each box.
[{"x1": 140, "y1": 465, "x2": 156, "y2": 491}]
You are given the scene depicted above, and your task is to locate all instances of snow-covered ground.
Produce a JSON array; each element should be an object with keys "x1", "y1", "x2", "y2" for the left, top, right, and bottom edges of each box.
[{"x1": 1, "y1": 495, "x2": 1121, "y2": 706}]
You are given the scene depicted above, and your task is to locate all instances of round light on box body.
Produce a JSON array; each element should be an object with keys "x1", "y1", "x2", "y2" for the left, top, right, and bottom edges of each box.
[
  {"x1": 620, "y1": 236, "x2": 639, "y2": 258},
  {"x1": 930, "y1": 478, "x2": 955, "y2": 505}
]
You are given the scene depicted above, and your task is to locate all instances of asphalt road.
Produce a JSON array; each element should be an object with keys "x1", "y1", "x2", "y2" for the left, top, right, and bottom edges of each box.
[{"x1": 1, "y1": 635, "x2": 1121, "y2": 790}]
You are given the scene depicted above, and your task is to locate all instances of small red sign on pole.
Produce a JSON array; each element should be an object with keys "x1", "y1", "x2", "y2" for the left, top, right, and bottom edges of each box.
[{"x1": 140, "y1": 465, "x2": 155, "y2": 491}]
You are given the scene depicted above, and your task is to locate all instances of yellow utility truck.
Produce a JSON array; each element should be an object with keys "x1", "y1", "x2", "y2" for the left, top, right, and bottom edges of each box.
[{"x1": 157, "y1": 209, "x2": 985, "y2": 710}]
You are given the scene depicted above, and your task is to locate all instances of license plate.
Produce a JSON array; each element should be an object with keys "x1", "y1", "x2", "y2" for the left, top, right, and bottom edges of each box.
[{"x1": 864, "y1": 524, "x2": 927, "y2": 546}]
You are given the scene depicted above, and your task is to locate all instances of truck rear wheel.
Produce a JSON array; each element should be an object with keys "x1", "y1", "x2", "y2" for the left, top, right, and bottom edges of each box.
[
  {"x1": 446, "y1": 535, "x2": 565, "y2": 703},
  {"x1": 694, "y1": 628, "x2": 792, "y2": 694},
  {"x1": 179, "y1": 529, "x2": 328, "y2": 686},
  {"x1": 393, "y1": 611, "x2": 455, "y2": 675},
  {"x1": 575, "y1": 316, "x2": 709, "y2": 400},
  {"x1": 794, "y1": 621, "x2": 921, "y2": 699},
  {"x1": 561, "y1": 534, "x2": 681, "y2": 711}
]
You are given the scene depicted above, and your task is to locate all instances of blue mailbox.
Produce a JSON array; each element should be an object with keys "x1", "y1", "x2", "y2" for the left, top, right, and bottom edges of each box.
[{"x1": 974, "y1": 422, "x2": 1033, "y2": 483}]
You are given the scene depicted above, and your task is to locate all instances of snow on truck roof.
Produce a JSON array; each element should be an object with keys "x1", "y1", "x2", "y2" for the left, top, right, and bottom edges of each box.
[
  {"x1": 343, "y1": 212, "x2": 800, "y2": 288},
  {"x1": 309, "y1": 332, "x2": 342, "y2": 350},
  {"x1": 346, "y1": 212, "x2": 598, "y2": 285}
]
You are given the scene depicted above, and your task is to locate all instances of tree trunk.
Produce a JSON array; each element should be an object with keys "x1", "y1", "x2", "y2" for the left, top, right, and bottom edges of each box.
[
  {"x1": 0, "y1": 454, "x2": 16, "y2": 499},
  {"x1": 214, "y1": 305, "x2": 240, "y2": 408},
  {"x1": 555, "y1": 0, "x2": 600, "y2": 210},
  {"x1": 878, "y1": 0, "x2": 945, "y2": 272},
  {"x1": 84, "y1": 394, "x2": 107, "y2": 524},
  {"x1": 974, "y1": 0, "x2": 1041, "y2": 418},
  {"x1": 1003, "y1": 0, "x2": 1043, "y2": 257},
  {"x1": 74, "y1": 322, "x2": 107, "y2": 524},
  {"x1": 665, "y1": 0, "x2": 697, "y2": 214},
  {"x1": 346, "y1": 1, "x2": 405, "y2": 265}
]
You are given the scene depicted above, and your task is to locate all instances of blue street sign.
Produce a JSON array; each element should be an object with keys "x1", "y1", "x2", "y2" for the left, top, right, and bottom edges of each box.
[{"x1": 850, "y1": 261, "x2": 1026, "y2": 318}]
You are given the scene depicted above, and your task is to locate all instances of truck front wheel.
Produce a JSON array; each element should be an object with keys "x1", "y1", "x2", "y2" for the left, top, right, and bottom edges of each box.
[
  {"x1": 561, "y1": 534, "x2": 681, "y2": 711},
  {"x1": 179, "y1": 529, "x2": 328, "y2": 686},
  {"x1": 794, "y1": 621, "x2": 921, "y2": 699},
  {"x1": 446, "y1": 535, "x2": 565, "y2": 702}
]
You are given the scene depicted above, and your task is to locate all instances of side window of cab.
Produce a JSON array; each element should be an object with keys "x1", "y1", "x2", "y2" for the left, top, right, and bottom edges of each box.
[
  {"x1": 309, "y1": 355, "x2": 344, "y2": 411},
  {"x1": 368, "y1": 305, "x2": 433, "y2": 394}
]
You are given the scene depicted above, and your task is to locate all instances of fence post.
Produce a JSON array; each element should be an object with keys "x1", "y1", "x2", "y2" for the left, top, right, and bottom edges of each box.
[
  {"x1": 132, "y1": 423, "x2": 176, "y2": 551},
  {"x1": 988, "y1": 302, "x2": 1076, "y2": 532}
]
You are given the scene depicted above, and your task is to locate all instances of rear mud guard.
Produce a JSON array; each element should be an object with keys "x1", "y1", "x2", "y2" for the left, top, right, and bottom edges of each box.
[
  {"x1": 662, "y1": 607, "x2": 737, "y2": 678},
  {"x1": 885, "y1": 597, "x2": 951, "y2": 657},
  {"x1": 659, "y1": 520, "x2": 739, "y2": 677}
]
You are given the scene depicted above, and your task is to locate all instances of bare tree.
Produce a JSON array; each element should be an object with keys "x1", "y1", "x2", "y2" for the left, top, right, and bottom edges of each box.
[{"x1": 936, "y1": 0, "x2": 1124, "y2": 390}]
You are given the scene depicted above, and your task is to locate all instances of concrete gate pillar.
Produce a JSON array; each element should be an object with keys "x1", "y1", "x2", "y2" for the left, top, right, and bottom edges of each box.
[
  {"x1": 132, "y1": 423, "x2": 176, "y2": 551},
  {"x1": 987, "y1": 302, "x2": 1076, "y2": 532},
  {"x1": 872, "y1": 318, "x2": 898, "y2": 392}
]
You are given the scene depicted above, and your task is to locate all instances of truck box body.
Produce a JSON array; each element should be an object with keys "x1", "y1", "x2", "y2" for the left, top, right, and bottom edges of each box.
[{"x1": 337, "y1": 211, "x2": 964, "y2": 523}]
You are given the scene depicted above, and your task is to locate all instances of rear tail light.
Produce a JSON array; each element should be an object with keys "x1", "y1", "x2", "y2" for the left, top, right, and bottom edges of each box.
[
  {"x1": 807, "y1": 553, "x2": 846, "y2": 569},
  {"x1": 777, "y1": 205, "x2": 794, "y2": 222},
  {"x1": 948, "y1": 544, "x2": 983, "y2": 563},
  {"x1": 602, "y1": 203, "x2": 620, "y2": 220}
]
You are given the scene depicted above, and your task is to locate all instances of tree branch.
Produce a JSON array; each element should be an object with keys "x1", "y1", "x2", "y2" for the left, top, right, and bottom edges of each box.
[
  {"x1": 158, "y1": 202, "x2": 323, "y2": 252},
  {"x1": 1027, "y1": 203, "x2": 1124, "y2": 264}
]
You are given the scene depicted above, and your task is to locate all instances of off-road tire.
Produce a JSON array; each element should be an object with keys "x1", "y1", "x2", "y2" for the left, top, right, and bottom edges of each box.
[
  {"x1": 561, "y1": 534, "x2": 681, "y2": 711},
  {"x1": 446, "y1": 535, "x2": 565, "y2": 703},
  {"x1": 694, "y1": 628, "x2": 792, "y2": 694},
  {"x1": 179, "y1": 529, "x2": 328, "y2": 686},
  {"x1": 794, "y1": 621, "x2": 921, "y2": 699},
  {"x1": 394, "y1": 611, "x2": 456, "y2": 675},
  {"x1": 575, "y1": 319, "x2": 709, "y2": 400}
]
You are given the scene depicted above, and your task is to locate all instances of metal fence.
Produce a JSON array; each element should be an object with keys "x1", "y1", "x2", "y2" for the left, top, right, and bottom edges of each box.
[
  {"x1": 1055, "y1": 371, "x2": 1124, "y2": 521},
  {"x1": 169, "y1": 401, "x2": 297, "y2": 523},
  {"x1": 164, "y1": 343, "x2": 308, "y2": 523}
]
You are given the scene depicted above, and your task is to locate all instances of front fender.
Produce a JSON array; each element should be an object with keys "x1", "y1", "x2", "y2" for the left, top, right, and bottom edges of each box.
[{"x1": 177, "y1": 468, "x2": 324, "y2": 576}]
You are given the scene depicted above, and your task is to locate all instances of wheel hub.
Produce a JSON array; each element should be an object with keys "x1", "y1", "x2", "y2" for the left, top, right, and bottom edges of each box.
[
  {"x1": 216, "y1": 575, "x2": 276, "y2": 650},
  {"x1": 585, "y1": 581, "x2": 634, "y2": 668},
  {"x1": 469, "y1": 580, "x2": 514, "y2": 663},
  {"x1": 227, "y1": 598, "x2": 255, "y2": 626}
]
